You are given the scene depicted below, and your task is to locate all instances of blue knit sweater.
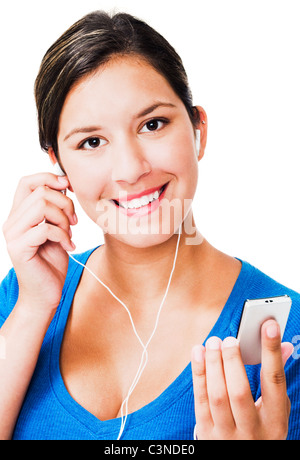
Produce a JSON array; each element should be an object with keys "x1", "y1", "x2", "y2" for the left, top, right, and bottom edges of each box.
[{"x1": 0, "y1": 248, "x2": 299, "y2": 440}]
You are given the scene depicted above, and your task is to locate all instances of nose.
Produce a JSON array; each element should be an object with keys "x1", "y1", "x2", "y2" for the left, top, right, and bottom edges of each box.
[{"x1": 111, "y1": 137, "x2": 152, "y2": 184}]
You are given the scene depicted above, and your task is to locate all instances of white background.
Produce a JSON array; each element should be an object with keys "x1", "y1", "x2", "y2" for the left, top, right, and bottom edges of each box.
[{"x1": 0, "y1": 0, "x2": 299, "y2": 290}]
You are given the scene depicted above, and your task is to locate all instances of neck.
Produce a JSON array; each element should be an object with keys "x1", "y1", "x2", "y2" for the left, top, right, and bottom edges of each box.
[{"x1": 98, "y1": 220, "x2": 206, "y2": 306}]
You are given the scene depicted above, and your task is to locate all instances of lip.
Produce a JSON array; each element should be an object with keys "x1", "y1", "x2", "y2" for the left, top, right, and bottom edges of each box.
[
  {"x1": 113, "y1": 183, "x2": 167, "y2": 203},
  {"x1": 112, "y1": 182, "x2": 169, "y2": 217}
]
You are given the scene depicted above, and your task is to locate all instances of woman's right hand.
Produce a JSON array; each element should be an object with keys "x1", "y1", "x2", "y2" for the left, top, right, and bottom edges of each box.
[{"x1": 2, "y1": 173, "x2": 77, "y2": 313}]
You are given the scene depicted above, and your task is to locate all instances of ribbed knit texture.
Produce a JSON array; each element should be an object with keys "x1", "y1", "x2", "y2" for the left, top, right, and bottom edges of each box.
[{"x1": 0, "y1": 248, "x2": 299, "y2": 440}]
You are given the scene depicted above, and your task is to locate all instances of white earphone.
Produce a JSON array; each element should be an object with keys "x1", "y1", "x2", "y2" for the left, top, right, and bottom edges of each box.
[
  {"x1": 53, "y1": 162, "x2": 66, "y2": 177},
  {"x1": 53, "y1": 162, "x2": 67, "y2": 194},
  {"x1": 195, "y1": 129, "x2": 201, "y2": 153}
]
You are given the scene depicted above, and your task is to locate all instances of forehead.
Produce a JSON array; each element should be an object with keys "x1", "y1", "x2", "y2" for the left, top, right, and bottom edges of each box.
[
  {"x1": 58, "y1": 55, "x2": 181, "y2": 129},
  {"x1": 71, "y1": 54, "x2": 175, "y2": 96}
]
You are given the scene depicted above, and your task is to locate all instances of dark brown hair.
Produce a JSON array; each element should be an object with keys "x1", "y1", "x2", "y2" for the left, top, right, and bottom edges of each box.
[{"x1": 35, "y1": 10, "x2": 199, "y2": 158}]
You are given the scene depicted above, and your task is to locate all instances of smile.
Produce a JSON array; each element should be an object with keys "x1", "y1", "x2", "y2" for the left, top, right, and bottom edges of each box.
[{"x1": 111, "y1": 183, "x2": 169, "y2": 216}]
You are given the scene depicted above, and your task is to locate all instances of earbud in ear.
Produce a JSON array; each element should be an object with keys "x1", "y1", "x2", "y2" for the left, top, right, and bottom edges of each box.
[
  {"x1": 195, "y1": 130, "x2": 201, "y2": 153},
  {"x1": 53, "y1": 162, "x2": 67, "y2": 194},
  {"x1": 53, "y1": 162, "x2": 66, "y2": 177}
]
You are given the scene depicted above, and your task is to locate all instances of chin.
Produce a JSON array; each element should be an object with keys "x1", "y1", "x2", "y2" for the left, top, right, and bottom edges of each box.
[
  {"x1": 120, "y1": 232, "x2": 177, "y2": 249},
  {"x1": 102, "y1": 220, "x2": 182, "y2": 249}
]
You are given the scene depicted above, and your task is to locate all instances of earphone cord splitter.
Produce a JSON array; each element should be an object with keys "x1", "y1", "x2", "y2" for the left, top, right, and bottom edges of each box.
[{"x1": 68, "y1": 225, "x2": 182, "y2": 440}]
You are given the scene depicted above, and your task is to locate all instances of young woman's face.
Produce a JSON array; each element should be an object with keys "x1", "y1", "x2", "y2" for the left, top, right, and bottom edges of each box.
[{"x1": 57, "y1": 56, "x2": 204, "y2": 247}]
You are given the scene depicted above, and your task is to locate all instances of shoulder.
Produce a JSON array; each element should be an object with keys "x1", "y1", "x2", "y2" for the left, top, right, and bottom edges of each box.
[
  {"x1": 0, "y1": 266, "x2": 19, "y2": 326},
  {"x1": 0, "y1": 247, "x2": 100, "y2": 326},
  {"x1": 59, "y1": 246, "x2": 101, "y2": 296},
  {"x1": 240, "y1": 259, "x2": 300, "y2": 342},
  {"x1": 68, "y1": 246, "x2": 100, "y2": 266},
  {"x1": 0, "y1": 266, "x2": 19, "y2": 300},
  {"x1": 238, "y1": 259, "x2": 300, "y2": 343}
]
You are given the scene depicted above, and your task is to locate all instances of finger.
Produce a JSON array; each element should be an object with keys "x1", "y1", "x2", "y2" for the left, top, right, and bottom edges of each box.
[
  {"x1": 191, "y1": 344, "x2": 213, "y2": 438},
  {"x1": 222, "y1": 337, "x2": 258, "y2": 433},
  {"x1": 281, "y1": 342, "x2": 294, "y2": 366},
  {"x1": 205, "y1": 336, "x2": 235, "y2": 432},
  {"x1": 7, "y1": 223, "x2": 75, "y2": 267},
  {"x1": 8, "y1": 200, "x2": 72, "y2": 242},
  {"x1": 31, "y1": 186, "x2": 76, "y2": 225},
  {"x1": 11, "y1": 173, "x2": 69, "y2": 211},
  {"x1": 22, "y1": 223, "x2": 75, "y2": 254},
  {"x1": 7, "y1": 185, "x2": 76, "y2": 232},
  {"x1": 260, "y1": 320, "x2": 288, "y2": 419}
]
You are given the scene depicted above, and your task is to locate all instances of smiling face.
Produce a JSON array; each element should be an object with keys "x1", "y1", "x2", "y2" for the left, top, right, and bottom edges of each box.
[{"x1": 56, "y1": 55, "x2": 205, "y2": 248}]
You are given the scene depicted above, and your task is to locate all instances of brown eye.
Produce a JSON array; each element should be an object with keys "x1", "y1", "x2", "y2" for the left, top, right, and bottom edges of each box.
[
  {"x1": 87, "y1": 138, "x2": 100, "y2": 148},
  {"x1": 140, "y1": 118, "x2": 167, "y2": 133},
  {"x1": 146, "y1": 120, "x2": 159, "y2": 131},
  {"x1": 80, "y1": 137, "x2": 107, "y2": 150}
]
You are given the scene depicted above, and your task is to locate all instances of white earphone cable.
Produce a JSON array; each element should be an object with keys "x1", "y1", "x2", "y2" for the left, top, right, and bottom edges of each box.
[{"x1": 68, "y1": 225, "x2": 182, "y2": 439}]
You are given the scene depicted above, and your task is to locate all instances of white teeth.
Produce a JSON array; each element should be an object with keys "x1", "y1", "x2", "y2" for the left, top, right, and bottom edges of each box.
[{"x1": 120, "y1": 188, "x2": 162, "y2": 210}]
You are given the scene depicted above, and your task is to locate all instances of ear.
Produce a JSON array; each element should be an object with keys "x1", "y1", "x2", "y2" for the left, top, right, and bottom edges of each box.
[
  {"x1": 48, "y1": 147, "x2": 58, "y2": 166},
  {"x1": 48, "y1": 148, "x2": 74, "y2": 193},
  {"x1": 194, "y1": 106, "x2": 208, "y2": 161}
]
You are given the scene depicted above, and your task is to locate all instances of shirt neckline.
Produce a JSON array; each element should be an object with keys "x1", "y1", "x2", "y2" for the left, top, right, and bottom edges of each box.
[{"x1": 49, "y1": 248, "x2": 255, "y2": 438}]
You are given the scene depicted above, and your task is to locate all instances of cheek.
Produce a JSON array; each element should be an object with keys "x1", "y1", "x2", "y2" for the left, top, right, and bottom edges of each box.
[
  {"x1": 151, "y1": 134, "x2": 198, "y2": 192},
  {"x1": 64, "y1": 160, "x2": 109, "y2": 219},
  {"x1": 63, "y1": 153, "x2": 106, "y2": 196}
]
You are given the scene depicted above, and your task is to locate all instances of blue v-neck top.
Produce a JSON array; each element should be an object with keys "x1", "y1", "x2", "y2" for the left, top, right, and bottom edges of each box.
[{"x1": 0, "y1": 248, "x2": 299, "y2": 440}]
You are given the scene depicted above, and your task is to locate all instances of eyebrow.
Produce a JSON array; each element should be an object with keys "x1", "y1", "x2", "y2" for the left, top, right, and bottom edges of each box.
[
  {"x1": 63, "y1": 125, "x2": 103, "y2": 142},
  {"x1": 136, "y1": 101, "x2": 176, "y2": 118},
  {"x1": 63, "y1": 101, "x2": 177, "y2": 142}
]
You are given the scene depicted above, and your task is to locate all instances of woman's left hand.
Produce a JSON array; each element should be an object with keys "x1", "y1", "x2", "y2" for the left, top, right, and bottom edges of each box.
[{"x1": 191, "y1": 319, "x2": 294, "y2": 440}]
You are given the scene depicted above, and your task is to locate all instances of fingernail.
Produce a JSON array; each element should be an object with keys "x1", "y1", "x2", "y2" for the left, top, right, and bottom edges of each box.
[
  {"x1": 222, "y1": 337, "x2": 239, "y2": 348},
  {"x1": 206, "y1": 336, "x2": 221, "y2": 350},
  {"x1": 192, "y1": 345, "x2": 205, "y2": 363},
  {"x1": 72, "y1": 213, "x2": 78, "y2": 225},
  {"x1": 266, "y1": 322, "x2": 279, "y2": 339}
]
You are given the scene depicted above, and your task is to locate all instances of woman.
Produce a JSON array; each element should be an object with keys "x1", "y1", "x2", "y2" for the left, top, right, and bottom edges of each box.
[{"x1": 0, "y1": 11, "x2": 299, "y2": 440}]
